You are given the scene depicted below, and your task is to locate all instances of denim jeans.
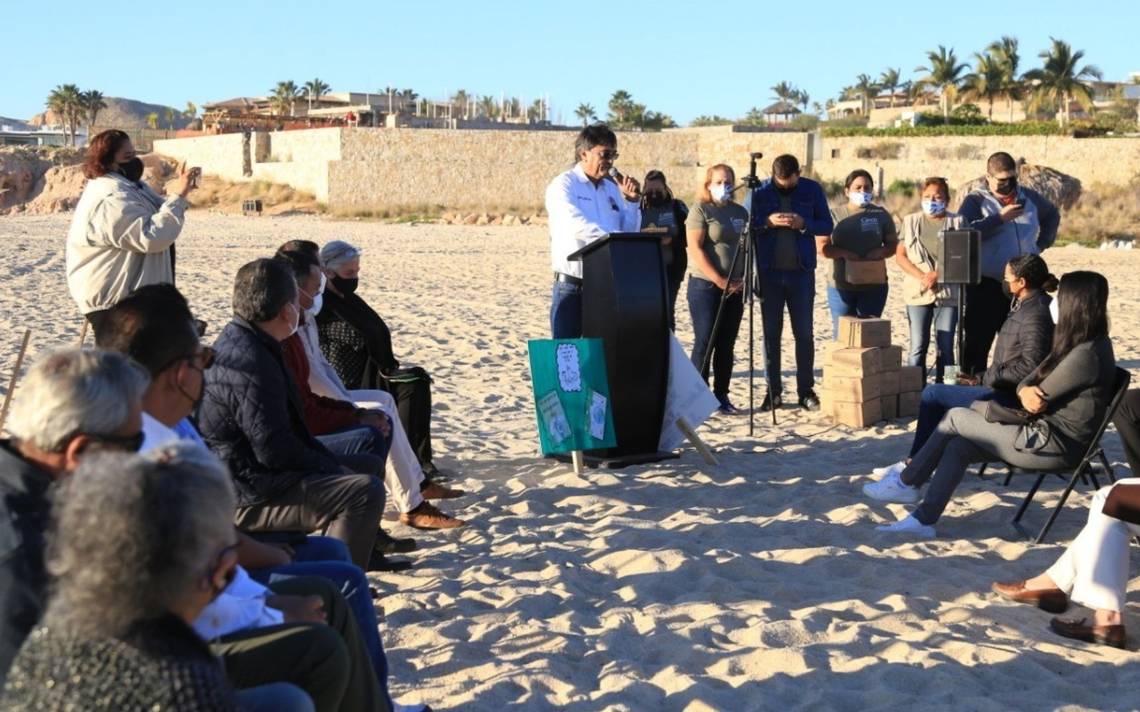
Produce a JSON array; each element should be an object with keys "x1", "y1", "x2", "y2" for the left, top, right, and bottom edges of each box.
[
  {"x1": 550, "y1": 280, "x2": 583, "y2": 338},
  {"x1": 909, "y1": 384, "x2": 997, "y2": 457},
  {"x1": 250, "y1": 536, "x2": 392, "y2": 705},
  {"x1": 316, "y1": 425, "x2": 392, "y2": 465},
  {"x1": 234, "y1": 683, "x2": 314, "y2": 712},
  {"x1": 687, "y1": 277, "x2": 743, "y2": 399},
  {"x1": 906, "y1": 304, "x2": 959, "y2": 384},
  {"x1": 760, "y1": 268, "x2": 816, "y2": 397},
  {"x1": 825, "y1": 284, "x2": 889, "y2": 338},
  {"x1": 667, "y1": 277, "x2": 683, "y2": 332}
]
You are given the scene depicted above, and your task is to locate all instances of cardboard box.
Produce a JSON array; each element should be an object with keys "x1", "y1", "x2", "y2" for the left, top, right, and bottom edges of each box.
[
  {"x1": 898, "y1": 390, "x2": 921, "y2": 417},
  {"x1": 879, "y1": 370, "x2": 900, "y2": 396},
  {"x1": 833, "y1": 398, "x2": 883, "y2": 428},
  {"x1": 819, "y1": 387, "x2": 834, "y2": 416},
  {"x1": 878, "y1": 345, "x2": 903, "y2": 372},
  {"x1": 825, "y1": 375, "x2": 882, "y2": 403},
  {"x1": 821, "y1": 341, "x2": 846, "y2": 367},
  {"x1": 899, "y1": 365, "x2": 924, "y2": 393},
  {"x1": 880, "y1": 394, "x2": 899, "y2": 420},
  {"x1": 838, "y1": 317, "x2": 892, "y2": 348},
  {"x1": 828, "y1": 347, "x2": 880, "y2": 377}
]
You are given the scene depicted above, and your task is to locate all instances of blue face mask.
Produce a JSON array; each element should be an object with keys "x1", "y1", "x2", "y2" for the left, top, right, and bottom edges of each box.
[
  {"x1": 922, "y1": 199, "x2": 947, "y2": 216},
  {"x1": 710, "y1": 184, "x2": 731, "y2": 203},
  {"x1": 849, "y1": 191, "x2": 872, "y2": 207}
]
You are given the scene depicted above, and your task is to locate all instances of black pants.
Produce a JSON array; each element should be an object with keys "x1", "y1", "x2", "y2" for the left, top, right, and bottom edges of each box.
[
  {"x1": 1114, "y1": 389, "x2": 1140, "y2": 475},
  {"x1": 962, "y1": 277, "x2": 1010, "y2": 376},
  {"x1": 386, "y1": 377, "x2": 433, "y2": 467}
]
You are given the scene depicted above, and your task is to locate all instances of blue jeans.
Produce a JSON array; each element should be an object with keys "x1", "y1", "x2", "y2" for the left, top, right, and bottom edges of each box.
[
  {"x1": 906, "y1": 304, "x2": 958, "y2": 384},
  {"x1": 687, "y1": 277, "x2": 743, "y2": 399},
  {"x1": 826, "y1": 284, "x2": 889, "y2": 338},
  {"x1": 316, "y1": 425, "x2": 392, "y2": 464},
  {"x1": 550, "y1": 280, "x2": 582, "y2": 338},
  {"x1": 760, "y1": 269, "x2": 816, "y2": 397},
  {"x1": 909, "y1": 384, "x2": 997, "y2": 457},
  {"x1": 250, "y1": 536, "x2": 392, "y2": 705},
  {"x1": 235, "y1": 683, "x2": 314, "y2": 712}
]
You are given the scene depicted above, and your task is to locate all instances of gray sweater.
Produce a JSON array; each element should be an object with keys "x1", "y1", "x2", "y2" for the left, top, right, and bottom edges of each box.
[{"x1": 1021, "y1": 337, "x2": 1116, "y2": 458}]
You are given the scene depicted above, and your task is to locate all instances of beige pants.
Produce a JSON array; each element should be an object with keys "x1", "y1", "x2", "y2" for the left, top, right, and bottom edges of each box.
[{"x1": 350, "y1": 389, "x2": 424, "y2": 513}]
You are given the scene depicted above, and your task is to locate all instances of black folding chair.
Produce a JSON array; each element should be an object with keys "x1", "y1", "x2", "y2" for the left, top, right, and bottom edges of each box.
[{"x1": 978, "y1": 368, "x2": 1131, "y2": 544}]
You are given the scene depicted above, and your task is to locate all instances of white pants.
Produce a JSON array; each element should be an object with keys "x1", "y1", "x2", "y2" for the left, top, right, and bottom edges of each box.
[
  {"x1": 350, "y1": 389, "x2": 424, "y2": 514},
  {"x1": 1046, "y1": 477, "x2": 1140, "y2": 612}
]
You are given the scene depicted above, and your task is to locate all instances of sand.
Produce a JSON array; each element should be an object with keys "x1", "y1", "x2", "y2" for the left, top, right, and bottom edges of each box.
[{"x1": 2, "y1": 212, "x2": 1139, "y2": 711}]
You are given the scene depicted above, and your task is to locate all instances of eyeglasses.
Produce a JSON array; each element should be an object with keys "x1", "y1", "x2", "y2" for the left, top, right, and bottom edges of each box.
[{"x1": 597, "y1": 150, "x2": 619, "y2": 160}]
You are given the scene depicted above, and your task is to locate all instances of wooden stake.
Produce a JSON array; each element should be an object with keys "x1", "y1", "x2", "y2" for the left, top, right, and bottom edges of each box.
[
  {"x1": 571, "y1": 450, "x2": 585, "y2": 475},
  {"x1": 0, "y1": 330, "x2": 32, "y2": 435},
  {"x1": 676, "y1": 417, "x2": 718, "y2": 466}
]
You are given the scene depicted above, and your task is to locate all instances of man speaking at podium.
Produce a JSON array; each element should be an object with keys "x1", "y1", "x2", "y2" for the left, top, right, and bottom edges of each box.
[{"x1": 545, "y1": 124, "x2": 642, "y2": 338}]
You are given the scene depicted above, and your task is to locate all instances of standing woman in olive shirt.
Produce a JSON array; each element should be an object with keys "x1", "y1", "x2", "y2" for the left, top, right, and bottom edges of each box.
[
  {"x1": 686, "y1": 164, "x2": 750, "y2": 415},
  {"x1": 818, "y1": 169, "x2": 899, "y2": 337}
]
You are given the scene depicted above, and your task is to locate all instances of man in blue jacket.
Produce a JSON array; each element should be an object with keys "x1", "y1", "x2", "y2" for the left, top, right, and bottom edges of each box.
[
  {"x1": 957, "y1": 152, "x2": 1059, "y2": 376},
  {"x1": 750, "y1": 154, "x2": 834, "y2": 411}
]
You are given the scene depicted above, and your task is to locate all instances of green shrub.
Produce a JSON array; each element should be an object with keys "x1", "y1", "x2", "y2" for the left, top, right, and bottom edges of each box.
[
  {"x1": 886, "y1": 179, "x2": 919, "y2": 198},
  {"x1": 823, "y1": 121, "x2": 1068, "y2": 138}
]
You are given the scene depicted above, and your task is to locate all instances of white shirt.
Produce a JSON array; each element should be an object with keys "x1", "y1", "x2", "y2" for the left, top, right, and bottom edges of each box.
[
  {"x1": 546, "y1": 164, "x2": 641, "y2": 278},
  {"x1": 299, "y1": 316, "x2": 351, "y2": 400},
  {"x1": 140, "y1": 412, "x2": 284, "y2": 639}
]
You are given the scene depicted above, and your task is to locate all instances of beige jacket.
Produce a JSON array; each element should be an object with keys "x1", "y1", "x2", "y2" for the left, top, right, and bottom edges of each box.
[
  {"x1": 65, "y1": 174, "x2": 188, "y2": 314},
  {"x1": 899, "y1": 211, "x2": 963, "y2": 306}
]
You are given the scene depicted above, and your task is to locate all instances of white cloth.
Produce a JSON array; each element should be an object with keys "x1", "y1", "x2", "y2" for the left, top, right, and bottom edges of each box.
[
  {"x1": 298, "y1": 318, "x2": 424, "y2": 511},
  {"x1": 65, "y1": 174, "x2": 188, "y2": 314},
  {"x1": 545, "y1": 163, "x2": 641, "y2": 278},
  {"x1": 140, "y1": 413, "x2": 284, "y2": 639},
  {"x1": 1046, "y1": 478, "x2": 1140, "y2": 612}
]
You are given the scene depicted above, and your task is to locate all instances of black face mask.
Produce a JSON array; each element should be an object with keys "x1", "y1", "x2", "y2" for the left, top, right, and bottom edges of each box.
[
  {"x1": 118, "y1": 157, "x2": 144, "y2": 183},
  {"x1": 994, "y1": 177, "x2": 1018, "y2": 196},
  {"x1": 645, "y1": 192, "x2": 668, "y2": 206},
  {"x1": 333, "y1": 276, "x2": 359, "y2": 295},
  {"x1": 776, "y1": 181, "x2": 798, "y2": 195},
  {"x1": 1002, "y1": 280, "x2": 1013, "y2": 299}
]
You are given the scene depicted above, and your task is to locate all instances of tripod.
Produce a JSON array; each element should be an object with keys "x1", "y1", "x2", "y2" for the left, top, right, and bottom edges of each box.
[{"x1": 699, "y1": 152, "x2": 776, "y2": 433}]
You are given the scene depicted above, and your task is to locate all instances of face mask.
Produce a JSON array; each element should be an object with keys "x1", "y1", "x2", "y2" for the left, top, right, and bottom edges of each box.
[
  {"x1": 1049, "y1": 296, "x2": 1059, "y2": 324},
  {"x1": 645, "y1": 192, "x2": 668, "y2": 206},
  {"x1": 776, "y1": 181, "x2": 798, "y2": 195},
  {"x1": 994, "y1": 177, "x2": 1018, "y2": 196},
  {"x1": 1002, "y1": 280, "x2": 1013, "y2": 299},
  {"x1": 303, "y1": 273, "x2": 326, "y2": 317},
  {"x1": 709, "y1": 184, "x2": 731, "y2": 203},
  {"x1": 118, "y1": 157, "x2": 144, "y2": 183},
  {"x1": 285, "y1": 303, "x2": 300, "y2": 337},
  {"x1": 922, "y1": 199, "x2": 947, "y2": 217},
  {"x1": 849, "y1": 191, "x2": 872, "y2": 207},
  {"x1": 333, "y1": 276, "x2": 358, "y2": 295}
]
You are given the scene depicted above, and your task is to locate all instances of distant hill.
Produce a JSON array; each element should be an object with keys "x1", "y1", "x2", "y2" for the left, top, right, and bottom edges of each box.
[{"x1": 29, "y1": 97, "x2": 194, "y2": 130}]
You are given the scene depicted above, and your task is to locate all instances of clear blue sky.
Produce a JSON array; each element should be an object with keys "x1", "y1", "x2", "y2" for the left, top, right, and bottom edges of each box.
[{"x1": 3, "y1": 0, "x2": 1136, "y2": 125}]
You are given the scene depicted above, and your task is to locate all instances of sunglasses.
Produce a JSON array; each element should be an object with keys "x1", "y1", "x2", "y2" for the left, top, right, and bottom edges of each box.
[{"x1": 590, "y1": 149, "x2": 619, "y2": 160}]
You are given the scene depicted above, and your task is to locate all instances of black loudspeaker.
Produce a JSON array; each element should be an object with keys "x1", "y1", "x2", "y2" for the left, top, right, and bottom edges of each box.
[{"x1": 939, "y1": 229, "x2": 981, "y2": 285}]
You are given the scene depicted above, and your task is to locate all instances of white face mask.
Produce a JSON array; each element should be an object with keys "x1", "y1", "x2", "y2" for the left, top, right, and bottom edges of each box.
[
  {"x1": 710, "y1": 184, "x2": 731, "y2": 203},
  {"x1": 922, "y1": 199, "x2": 947, "y2": 216},
  {"x1": 286, "y1": 302, "x2": 300, "y2": 337},
  {"x1": 1049, "y1": 296, "x2": 1059, "y2": 324},
  {"x1": 304, "y1": 273, "x2": 326, "y2": 318},
  {"x1": 849, "y1": 190, "x2": 873, "y2": 207}
]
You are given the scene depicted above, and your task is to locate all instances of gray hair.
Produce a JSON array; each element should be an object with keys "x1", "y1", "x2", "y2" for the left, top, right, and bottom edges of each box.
[
  {"x1": 44, "y1": 443, "x2": 236, "y2": 638},
  {"x1": 6, "y1": 348, "x2": 149, "y2": 452},
  {"x1": 320, "y1": 240, "x2": 362, "y2": 270}
]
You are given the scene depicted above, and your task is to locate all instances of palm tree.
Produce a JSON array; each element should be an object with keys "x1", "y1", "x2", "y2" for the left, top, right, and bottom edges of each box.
[
  {"x1": 304, "y1": 78, "x2": 330, "y2": 112},
  {"x1": 988, "y1": 36, "x2": 1024, "y2": 122},
  {"x1": 879, "y1": 68, "x2": 901, "y2": 107},
  {"x1": 961, "y1": 53, "x2": 1005, "y2": 121},
  {"x1": 146, "y1": 112, "x2": 159, "y2": 130},
  {"x1": 1024, "y1": 38, "x2": 1102, "y2": 127},
  {"x1": 270, "y1": 81, "x2": 302, "y2": 116},
  {"x1": 163, "y1": 107, "x2": 176, "y2": 129},
  {"x1": 608, "y1": 90, "x2": 634, "y2": 124},
  {"x1": 914, "y1": 45, "x2": 969, "y2": 123},
  {"x1": 770, "y1": 81, "x2": 797, "y2": 104},
  {"x1": 854, "y1": 74, "x2": 879, "y2": 115},
  {"x1": 80, "y1": 89, "x2": 106, "y2": 135},
  {"x1": 527, "y1": 98, "x2": 546, "y2": 122},
  {"x1": 184, "y1": 101, "x2": 197, "y2": 118},
  {"x1": 46, "y1": 84, "x2": 83, "y2": 146},
  {"x1": 793, "y1": 89, "x2": 810, "y2": 113},
  {"x1": 575, "y1": 103, "x2": 596, "y2": 126},
  {"x1": 478, "y1": 95, "x2": 498, "y2": 120},
  {"x1": 812, "y1": 101, "x2": 823, "y2": 117},
  {"x1": 451, "y1": 89, "x2": 471, "y2": 119}
]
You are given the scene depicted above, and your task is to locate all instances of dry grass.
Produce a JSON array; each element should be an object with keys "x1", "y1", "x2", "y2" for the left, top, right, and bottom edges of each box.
[{"x1": 1058, "y1": 180, "x2": 1140, "y2": 246}]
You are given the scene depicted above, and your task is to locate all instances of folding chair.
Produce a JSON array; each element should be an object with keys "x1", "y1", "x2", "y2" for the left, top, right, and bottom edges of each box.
[{"x1": 981, "y1": 368, "x2": 1131, "y2": 544}]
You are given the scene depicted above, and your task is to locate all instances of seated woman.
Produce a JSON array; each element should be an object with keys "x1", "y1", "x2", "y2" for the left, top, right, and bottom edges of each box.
[
  {"x1": 990, "y1": 479, "x2": 1139, "y2": 649},
  {"x1": 865, "y1": 271, "x2": 1115, "y2": 537},
  {"x1": 316, "y1": 240, "x2": 448, "y2": 482},
  {"x1": 2, "y1": 446, "x2": 245, "y2": 709},
  {"x1": 866, "y1": 253, "x2": 1057, "y2": 494}
]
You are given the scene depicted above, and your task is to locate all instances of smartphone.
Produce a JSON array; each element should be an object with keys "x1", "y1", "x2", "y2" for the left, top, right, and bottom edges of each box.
[{"x1": 190, "y1": 168, "x2": 201, "y2": 188}]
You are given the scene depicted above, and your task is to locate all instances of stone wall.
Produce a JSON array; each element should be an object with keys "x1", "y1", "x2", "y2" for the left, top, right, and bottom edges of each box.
[{"x1": 152, "y1": 132, "x2": 246, "y2": 181}]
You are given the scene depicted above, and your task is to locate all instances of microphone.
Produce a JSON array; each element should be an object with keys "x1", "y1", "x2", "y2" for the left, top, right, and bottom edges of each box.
[{"x1": 609, "y1": 167, "x2": 640, "y2": 197}]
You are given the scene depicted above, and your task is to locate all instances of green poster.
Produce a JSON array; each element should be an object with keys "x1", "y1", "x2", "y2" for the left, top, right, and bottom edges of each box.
[{"x1": 527, "y1": 338, "x2": 617, "y2": 455}]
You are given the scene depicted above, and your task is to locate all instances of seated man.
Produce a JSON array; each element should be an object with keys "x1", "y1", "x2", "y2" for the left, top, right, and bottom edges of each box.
[
  {"x1": 275, "y1": 249, "x2": 465, "y2": 530},
  {"x1": 196, "y1": 258, "x2": 385, "y2": 569}
]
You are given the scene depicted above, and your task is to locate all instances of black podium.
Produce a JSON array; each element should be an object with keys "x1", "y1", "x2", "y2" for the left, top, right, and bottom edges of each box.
[{"x1": 568, "y1": 233, "x2": 676, "y2": 466}]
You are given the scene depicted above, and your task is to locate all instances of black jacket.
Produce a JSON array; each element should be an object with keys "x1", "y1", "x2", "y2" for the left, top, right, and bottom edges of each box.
[
  {"x1": 317, "y1": 289, "x2": 399, "y2": 391},
  {"x1": 984, "y1": 291, "x2": 1054, "y2": 391},
  {"x1": 197, "y1": 318, "x2": 340, "y2": 507},
  {"x1": 0, "y1": 442, "x2": 52, "y2": 684}
]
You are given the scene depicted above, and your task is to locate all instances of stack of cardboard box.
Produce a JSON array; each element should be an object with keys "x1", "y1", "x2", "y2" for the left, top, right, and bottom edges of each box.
[{"x1": 821, "y1": 317, "x2": 925, "y2": 428}]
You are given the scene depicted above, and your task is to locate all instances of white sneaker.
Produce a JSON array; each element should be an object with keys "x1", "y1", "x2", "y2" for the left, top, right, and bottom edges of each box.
[
  {"x1": 872, "y1": 460, "x2": 907, "y2": 478},
  {"x1": 862, "y1": 469, "x2": 920, "y2": 504},
  {"x1": 876, "y1": 514, "x2": 936, "y2": 538}
]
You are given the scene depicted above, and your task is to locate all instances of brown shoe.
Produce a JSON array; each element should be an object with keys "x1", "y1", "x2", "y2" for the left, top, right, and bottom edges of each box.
[
  {"x1": 420, "y1": 481, "x2": 465, "y2": 500},
  {"x1": 400, "y1": 501, "x2": 465, "y2": 530},
  {"x1": 991, "y1": 580, "x2": 1069, "y2": 614},
  {"x1": 1050, "y1": 615, "x2": 1127, "y2": 649}
]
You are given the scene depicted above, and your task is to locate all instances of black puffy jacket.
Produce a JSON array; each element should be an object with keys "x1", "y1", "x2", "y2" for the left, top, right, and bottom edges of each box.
[
  {"x1": 983, "y1": 291, "x2": 1054, "y2": 391},
  {"x1": 196, "y1": 318, "x2": 340, "y2": 507}
]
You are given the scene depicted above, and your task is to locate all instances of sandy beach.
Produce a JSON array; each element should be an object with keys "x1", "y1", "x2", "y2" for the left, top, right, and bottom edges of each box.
[{"x1": 2, "y1": 212, "x2": 1139, "y2": 711}]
